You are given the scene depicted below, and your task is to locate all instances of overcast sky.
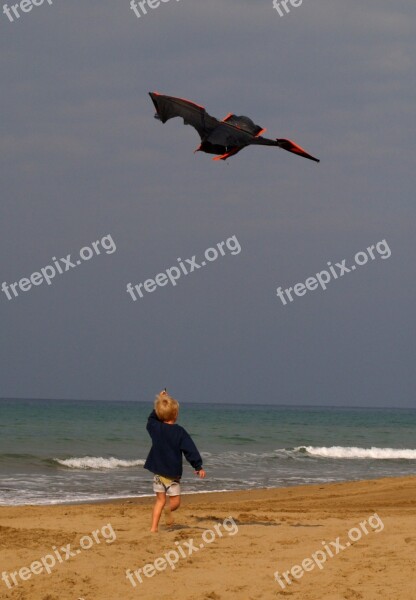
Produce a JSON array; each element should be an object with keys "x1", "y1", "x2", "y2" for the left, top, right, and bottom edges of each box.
[{"x1": 1, "y1": 0, "x2": 415, "y2": 408}]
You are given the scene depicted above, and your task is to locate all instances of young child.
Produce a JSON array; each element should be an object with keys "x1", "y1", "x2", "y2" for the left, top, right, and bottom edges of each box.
[{"x1": 144, "y1": 390, "x2": 206, "y2": 532}]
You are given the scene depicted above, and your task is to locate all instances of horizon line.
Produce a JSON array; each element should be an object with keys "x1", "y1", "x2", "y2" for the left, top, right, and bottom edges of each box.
[{"x1": 0, "y1": 397, "x2": 414, "y2": 411}]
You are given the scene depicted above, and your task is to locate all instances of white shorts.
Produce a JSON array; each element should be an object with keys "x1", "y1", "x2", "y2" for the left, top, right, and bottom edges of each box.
[{"x1": 153, "y1": 474, "x2": 181, "y2": 496}]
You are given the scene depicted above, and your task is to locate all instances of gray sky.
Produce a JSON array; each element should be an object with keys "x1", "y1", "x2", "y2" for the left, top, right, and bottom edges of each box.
[{"x1": 1, "y1": 0, "x2": 415, "y2": 407}]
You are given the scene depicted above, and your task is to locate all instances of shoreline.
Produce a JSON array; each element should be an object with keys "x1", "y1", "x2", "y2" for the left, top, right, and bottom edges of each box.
[
  {"x1": 60, "y1": 472, "x2": 416, "y2": 507},
  {"x1": 0, "y1": 473, "x2": 416, "y2": 511},
  {"x1": 2, "y1": 473, "x2": 415, "y2": 508}
]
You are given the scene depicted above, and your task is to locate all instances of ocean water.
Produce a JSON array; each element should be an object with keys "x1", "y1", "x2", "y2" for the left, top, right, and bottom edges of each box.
[{"x1": 0, "y1": 399, "x2": 415, "y2": 506}]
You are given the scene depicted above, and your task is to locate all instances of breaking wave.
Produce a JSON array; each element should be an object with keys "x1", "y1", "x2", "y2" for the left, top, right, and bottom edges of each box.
[
  {"x1": 54, "y1": 456, "x2": 145, "y2": 470},
  {"x1": 296, "y1": 446, "x2": 416, "y2": 460}
]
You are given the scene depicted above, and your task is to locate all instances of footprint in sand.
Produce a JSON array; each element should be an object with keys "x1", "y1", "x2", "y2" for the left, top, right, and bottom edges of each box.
[{"x1": 344, "y1": 588, "x2": 363, "y2": 599}]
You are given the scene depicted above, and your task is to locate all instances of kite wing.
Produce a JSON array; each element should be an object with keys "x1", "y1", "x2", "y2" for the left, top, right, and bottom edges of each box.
[
  {"x1": 222, "y1": 114, "x2": 266, "y2": 137},
  {"x1": 149, "y1": 92, "x2": 220, "y2": 140}
]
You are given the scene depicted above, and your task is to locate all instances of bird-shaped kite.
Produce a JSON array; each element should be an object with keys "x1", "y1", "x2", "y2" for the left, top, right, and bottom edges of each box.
[{"x1": 149, "y1": 92, "x2": 320, "y2": 163}]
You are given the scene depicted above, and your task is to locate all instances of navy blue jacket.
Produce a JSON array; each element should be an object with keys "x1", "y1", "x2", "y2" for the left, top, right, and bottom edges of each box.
[{"x1": 144, "y1": 410, "x2": 203, "y2": 478}]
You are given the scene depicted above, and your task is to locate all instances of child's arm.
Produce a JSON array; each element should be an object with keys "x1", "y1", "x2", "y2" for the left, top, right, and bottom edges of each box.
[
  {"x1": 180, "y1": 431, "x2": 205, "y2": 475},
  {"x1": 146, "y1": 389, "x2": 166, "y2": 434},
  {"x1": 146, "y1": 410, "x2": 160, "y2": 435}
]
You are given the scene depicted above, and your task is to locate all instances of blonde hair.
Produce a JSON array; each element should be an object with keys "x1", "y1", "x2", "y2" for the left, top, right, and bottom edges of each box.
[{"x1": 154, "y1": 391, "x2": 179, "y2": 422}]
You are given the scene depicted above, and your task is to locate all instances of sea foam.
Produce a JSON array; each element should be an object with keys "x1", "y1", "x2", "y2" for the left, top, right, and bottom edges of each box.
[
  {"x1": 297, "y1": 446, "x2": 416, "y2": 460},
  {"x1": 54, "y1": 456, "x2": 145, "y2": 470}
]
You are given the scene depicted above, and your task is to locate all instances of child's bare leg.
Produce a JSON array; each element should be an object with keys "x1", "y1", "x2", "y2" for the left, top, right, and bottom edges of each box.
[
  {"x1": 164, "y1": 495, "x2": 180, "y2": 527},
  {"x1": 170, "y1": 495, "x2": 181, "y2": 512},
  {"x1": 150, "y1": 492, "x2": 166, "y2": 532}
]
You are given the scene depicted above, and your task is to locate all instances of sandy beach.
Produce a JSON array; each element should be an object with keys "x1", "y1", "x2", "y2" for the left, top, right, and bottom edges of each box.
[{"x1": 0, "y1": 476, "x2": 415, "y2": 600}]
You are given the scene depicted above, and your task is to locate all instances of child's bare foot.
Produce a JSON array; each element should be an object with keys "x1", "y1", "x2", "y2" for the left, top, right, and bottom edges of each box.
[{"x1": 150, "y1": 528, "x2": 158, "y2": 533}]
